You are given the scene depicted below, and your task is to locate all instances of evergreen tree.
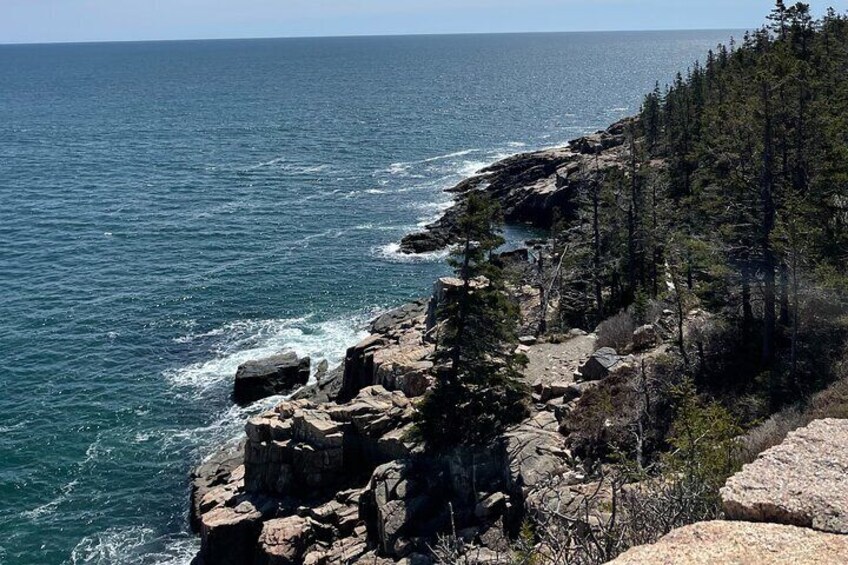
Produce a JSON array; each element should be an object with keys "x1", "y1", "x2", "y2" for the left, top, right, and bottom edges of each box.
[{"x1": 415, "y1": 193, "x2": 529, "y2": 450}]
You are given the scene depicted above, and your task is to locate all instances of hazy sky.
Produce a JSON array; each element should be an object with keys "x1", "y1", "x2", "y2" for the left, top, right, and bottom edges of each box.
[{"x1": 2, "y1": 0, "x2": 847, "y2": 45}]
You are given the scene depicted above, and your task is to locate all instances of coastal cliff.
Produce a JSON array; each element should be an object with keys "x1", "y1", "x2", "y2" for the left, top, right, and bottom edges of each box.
[{"x1": 187, "y1": 6, "x2": 848, "y2": 561}]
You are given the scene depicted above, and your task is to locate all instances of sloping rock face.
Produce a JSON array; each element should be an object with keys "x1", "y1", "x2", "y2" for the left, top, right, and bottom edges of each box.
[
  {"x1": 234, "y1": 352, "x2": 311, "y2": 405},
  {"x1": 504, "y1": 412, "x2": 572, "y2": 500},
  {"x1": 341, "y1": 302, "x2": 434, "y2": 401},
  {"x1": 399, "y1": 119, "x2": 634, "y2": 254},
  {"x1": 196, "y1": 493, "x2": 291, "y2": 565},
  {"x1": 607, "y1": 521, "x2": 848, "y2": 565},
  {"x1": 190, "y1": 442, "x2": 244, "y2": 532},
  {"x1": 721, "y1": 418, "x2": 848, "y2": 534}
]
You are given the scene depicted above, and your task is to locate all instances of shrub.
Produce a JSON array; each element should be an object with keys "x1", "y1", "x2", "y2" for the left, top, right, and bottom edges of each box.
[{"x1": 595, "y1": 311, "x2": 636, "y2": 351}]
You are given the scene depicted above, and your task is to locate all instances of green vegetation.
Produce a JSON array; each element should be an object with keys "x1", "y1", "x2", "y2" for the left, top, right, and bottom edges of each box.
[
  {"x1": 557, "y1": 1, "x2": 848, "y2": 421},
  {"x1": 415, "y1": 193, "x2": 530, "y2": 450}
]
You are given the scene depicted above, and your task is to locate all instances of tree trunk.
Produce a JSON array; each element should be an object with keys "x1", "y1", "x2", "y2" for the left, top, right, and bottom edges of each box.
[
  {"x1": 592, "y1": 177, "x2": 604, "y2": 322},
  {"x1": 761, "y1": 81, "x2": 777, "y2": 368},
  {"x1": 780, "y1": 261, "x2": 790, "y2": 326}
]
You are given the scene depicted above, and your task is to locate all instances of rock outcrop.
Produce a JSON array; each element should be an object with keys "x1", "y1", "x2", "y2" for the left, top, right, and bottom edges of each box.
[
  {"x1": 190, "y1": 442, "x2": 244, "y2": 532},
  {"x1": 721, "y1": 418, "x2": 848, "y2": 534},
  {"x1": 244, "y1": 386, "x2": 416, "y2": 497},
  {"x1": 607, "y1": 521, "x2": 848, "y2": 564},
  {"x1": 340, "y1": 302, "x2": 434, "y2": 402},
  {"x1": 399, "y1": 119, "x2": 634, "y2": 254},
  {"x1": 234, "y1": 352, "x2": 311, "y2": 405}
]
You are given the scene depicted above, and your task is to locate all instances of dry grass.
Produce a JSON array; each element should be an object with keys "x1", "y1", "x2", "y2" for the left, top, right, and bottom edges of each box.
[{"x1": 739, "y1": 375, "x2": 848, "y2": 463}]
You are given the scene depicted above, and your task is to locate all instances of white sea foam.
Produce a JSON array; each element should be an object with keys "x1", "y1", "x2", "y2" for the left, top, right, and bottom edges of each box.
[
  {"x1": 70, "y1": 526, "x2": 198, "y2": 565},
  {"x1": 243, "y1": 157, "x2": 334, "y2": 175},
  {"x1": 373, "y1": 242, "x2": 450, "y2": 263},
  {"x1": 411, "y1": 199, "x2": 454, "y2": 227},
  {"x1": 22, "y1": 479, "x2": 78, "y2": 521},
  {"x1": 165, "y1": 315, "x2": 368, "y2": 392},
  {"x1": 455, "y1": 160, "x2": 490, "y2": 178},
  {"x1": 384, "y1": 148, "x2": 479, "y2": 171}
]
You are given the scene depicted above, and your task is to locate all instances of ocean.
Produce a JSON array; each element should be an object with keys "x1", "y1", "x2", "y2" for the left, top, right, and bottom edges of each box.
[{"x1": 0, "y1": 31, "x2": 733, "y2": 564}]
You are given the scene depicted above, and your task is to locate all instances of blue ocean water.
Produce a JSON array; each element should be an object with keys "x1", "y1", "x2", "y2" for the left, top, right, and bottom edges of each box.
[{"x1": 0, "y1": 31, "x2": 734, "y2": 564}]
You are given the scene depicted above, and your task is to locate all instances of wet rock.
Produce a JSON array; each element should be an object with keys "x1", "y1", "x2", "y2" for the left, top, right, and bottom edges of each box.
[
  {"x1": 721, "y1": 418, "x2": 848, "y2": 534},
  {"x1": 234, "y1": 352, "x2": 311, "y2": 405}
]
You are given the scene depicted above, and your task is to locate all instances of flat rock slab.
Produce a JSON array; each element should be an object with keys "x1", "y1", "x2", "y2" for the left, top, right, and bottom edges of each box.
[
  {"x1": 607, "y1": 521, "x2": 848, "y2": 565},
  {"x1": 721, "y1": 418, "x2": 848, "y2": 534},
  {"x1": 522, "y1": 335, "x2": 597, "y2": 387}
]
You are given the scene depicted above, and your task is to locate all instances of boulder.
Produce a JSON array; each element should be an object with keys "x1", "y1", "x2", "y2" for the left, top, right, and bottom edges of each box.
[
  {"x1": 607, "y1": 521, "x2": 848, "y2": 564},
  {"x1": 518, "y1": 335, "x2": 537, "y2": 346},
  {"x1": 234, "y1": 352, "x2": 310, "y2": 405},
  {"x1": 563, "y1": 381, "x2": 600, "y2": 402},
  {"x1": 721, "y1": 418, "x2": 848, "y2": 534},
  {"x1": 198, "y1": 496, "x2": 275, "y2": 565},
  {"x1": 475, "y1": 492, "x2": 507, "y2": 520},
  {"x1": 576, "y1": 347, "x2": 625, "y2": 381},
  {"x1": 539, "y1": 380, "x2": 571, "y2": 402},
  {"x1": 257, "y1": 515, "x2": 314, "y2": 565}
]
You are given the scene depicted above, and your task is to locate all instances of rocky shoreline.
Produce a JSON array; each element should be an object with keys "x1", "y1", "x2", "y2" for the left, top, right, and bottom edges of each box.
[
  {"x1": 186, "y1": 122, "x2": 645, "y2": 564},
  {"x1": 186, "y1": 116, "x2": 848, "y2": 564},
  {"x1": 399, "y1": 118, "x2": 635, "y2": 254}
]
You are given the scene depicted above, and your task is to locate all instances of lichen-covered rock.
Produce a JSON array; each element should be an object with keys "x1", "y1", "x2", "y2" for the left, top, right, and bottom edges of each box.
[
  {"x1": 721, "y1": 418, "x2": 848, "y2": 534},
  {"x1": 607, "y1": 521, "x2": 848, "y2": 564}
]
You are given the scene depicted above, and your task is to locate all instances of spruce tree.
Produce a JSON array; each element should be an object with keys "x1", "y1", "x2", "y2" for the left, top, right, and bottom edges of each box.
[{"x1": 415, "y1": 192, "x2": 529, "y2": 450}]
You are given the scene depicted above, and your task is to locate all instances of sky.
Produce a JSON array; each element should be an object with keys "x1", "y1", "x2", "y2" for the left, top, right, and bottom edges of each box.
[{"x1": 2, "y1": 0, "x2": 847, "y2": 45}]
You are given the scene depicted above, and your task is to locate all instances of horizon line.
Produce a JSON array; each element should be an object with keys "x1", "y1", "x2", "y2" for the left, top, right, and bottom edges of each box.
[{"x1": 0, "y1": 27, "x2": 746, "y2": 48}]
